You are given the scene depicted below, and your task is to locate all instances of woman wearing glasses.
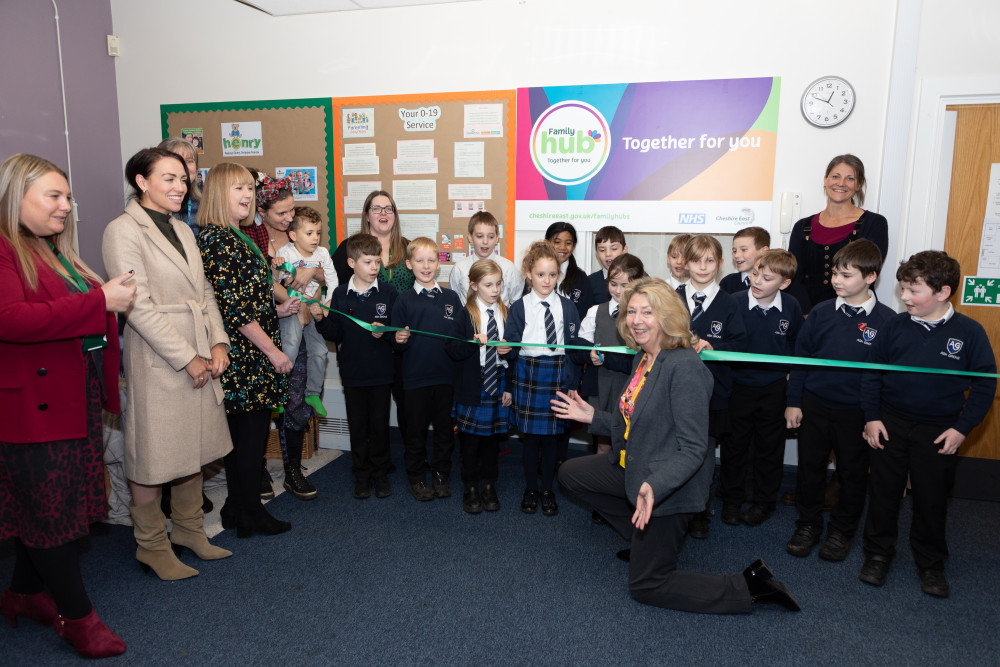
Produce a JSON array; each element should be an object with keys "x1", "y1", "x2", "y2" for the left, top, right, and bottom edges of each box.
[{"x1": 332, "y1": 190, "x2": 413, "y2": 293}]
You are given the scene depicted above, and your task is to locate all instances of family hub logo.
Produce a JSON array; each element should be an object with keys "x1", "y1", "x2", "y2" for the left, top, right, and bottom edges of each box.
[{"x1": 530, "y1": 101, "x2": 610, "y2": 186}]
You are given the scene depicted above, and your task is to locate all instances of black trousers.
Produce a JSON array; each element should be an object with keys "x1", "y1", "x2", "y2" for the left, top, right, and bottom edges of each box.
[
  {"x1": 403, "y1": 384, "x2": 455, "y2": 483},
  {"x1": 459, "y1": 432, "x2": 499, "y2": 484},
  {"x1": 559, "y1": 454, "x2": 752, "y2": 614},
  {"x1": 724, "y1": 380, "x2": 787, "y2": 508},
  {"x1": 344, "y1": 384, "x2": 392, "y2": 483},
  {"x1": 521, "y1": 433, "x2": 558, "y2": 492},
  {"x1": 795, "y1": 395, "x2": 870, "y2": 536},
  {"x1": 224, "y1": 410, "x2": 271, "y2": 514},
  {"x1": 862, "y1": 411, "x2": 957, "y2": 571}
]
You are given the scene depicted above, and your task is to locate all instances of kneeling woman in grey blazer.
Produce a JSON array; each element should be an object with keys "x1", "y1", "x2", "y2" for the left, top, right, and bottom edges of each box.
[{"x1": 553, "y1": 277, "x2": 799, "y2": 614}]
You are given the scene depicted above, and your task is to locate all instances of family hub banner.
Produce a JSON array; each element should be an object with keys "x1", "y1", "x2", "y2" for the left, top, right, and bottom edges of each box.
[{"x1": 515, "y1": 77, "x2": 780, "y2": 234}]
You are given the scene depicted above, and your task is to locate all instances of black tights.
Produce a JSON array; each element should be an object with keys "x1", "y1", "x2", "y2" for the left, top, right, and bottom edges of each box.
[
  {"x1": 521, "y1": 433, "x2": 558, "y2": 492},
  {"x1": 225, "y1": 410, "x2": 272, "y2": 515},
  {"x1": 11, "y1": 538, "x2": 91, "y2": 619}
]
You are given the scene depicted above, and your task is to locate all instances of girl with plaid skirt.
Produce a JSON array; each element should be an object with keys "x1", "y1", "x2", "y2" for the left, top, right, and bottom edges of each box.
[
  {"x1": 504, "y1": 242, "x2": 585, "y2": 517},
  {"x1": 446, "y1": 259, "x2": 512, "y2": 514}
]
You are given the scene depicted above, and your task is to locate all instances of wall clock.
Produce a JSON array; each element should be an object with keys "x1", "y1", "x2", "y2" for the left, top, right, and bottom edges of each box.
[{"x1": 801, "y1": 76, "x2": 855, "y2": 128}]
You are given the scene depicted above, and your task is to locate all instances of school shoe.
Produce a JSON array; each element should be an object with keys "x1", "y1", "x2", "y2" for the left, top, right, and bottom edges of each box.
[
  {"x1": 431, "y1": 472, "x2": 451, "y2": 498},
  {"x1": 354, "y1": 479, "x2": 372, "y2": 500},
  {"x1": 743, "y1": 558, "x2": 801, "y2": 611},
  {"x1": 540, "y1": 491, "x2": 559, "y2": 516},
  {"x1": 687, "y1": 512, "x2": 710, "y2": 539},
  {"x1": 818, "y1": 529, "x2": 852, "y2": 562},
  {"x1": 721, "y1": 503, "x2": 742, "y2": 526},
  {"x1": 591, "y1": 510, "x2": 608, "y2": 525},
  {"x1": 785, "y1": 525, "x2": 823, "y2": 557},
  {"x1": 1, "y1": 589, "x2": 58, "y2": 628},
  {"x1": 409, "y1": 481, "x2": 435, "y2": 502},
  {"x1": 463, "y1": 485, "x2": 483, "y2": 514},
  {"x1": 616, "y1": 549, "x2": 631, "y2": 562},
  {"x1": 55, "y1": 609, "x2": 126, "y2": 659},
  {"x1": 480, "y1": 482, "x2": 500, "y2": 511},
  {"x1": 373, "y1": 476, "x2": 392, "y2": 499},
  {"x1": 741, "y1": 504, "x2": 772, "y2": 527},
  {"x1": 259, "y1": 461, "x2": 275, "y2": 500},
  {"x1": 520, "y1": 490, "x2": 539, "y2": 514},
  {"x1": 918, "y1": 568, "x2": 950, "y2": 598},
  {"x1": 859, "y1": 555, "x2": 891, "y2": 587}
]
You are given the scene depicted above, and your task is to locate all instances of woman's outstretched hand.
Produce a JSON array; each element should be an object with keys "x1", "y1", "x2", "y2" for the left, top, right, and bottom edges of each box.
[{"x1": 550, "y1": 390, "x2": 593, "y2": 424}]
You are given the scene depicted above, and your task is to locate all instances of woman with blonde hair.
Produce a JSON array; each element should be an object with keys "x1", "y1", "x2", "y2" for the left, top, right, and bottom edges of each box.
[
  {"x1": 103, "y1": 147, "x2": 233, "y2": 581},
  {"x1": 196, "y1": 163, "x2": 296, "y2": 537},
  {"x1": 0, "y1": 154, "x2": 134, "y2": 657},
  {"x1": 554, "y1": 278, "x2": 800, "y2": 614}
]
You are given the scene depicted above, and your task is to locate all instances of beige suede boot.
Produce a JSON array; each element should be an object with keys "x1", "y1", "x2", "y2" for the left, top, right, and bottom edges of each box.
[
  {"x1": 169, "y1": 478, "x2": 232, "y2": 560},
  {"x1": 130, "y1": 499, "x2": 198, "y2": 580}
]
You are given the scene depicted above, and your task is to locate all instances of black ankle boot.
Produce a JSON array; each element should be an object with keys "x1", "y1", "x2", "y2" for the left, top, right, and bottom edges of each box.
[
  {"x1": 743, "y1": 558, "x2": 801, "y2": 611},
  {"x1": 236, "y1": 505, "x2": 291, "y2": 539},
  {"x1": 282, "y1": 428, "x2": 317, "y2": 500}
]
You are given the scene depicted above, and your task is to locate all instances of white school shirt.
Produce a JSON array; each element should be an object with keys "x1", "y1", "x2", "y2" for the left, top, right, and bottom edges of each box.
[
  {"x1": 747, "y1": 289, "x2": 785, "y2": 313},
  {"x1": 347, "y1": 275, "x2": 379, "y2": 295},
  {"x1": 681, "y1": 280, "x2": 720, "y2": 315},
  {"x1": 666, "y1": 275, "x2": 683, "y2": 290},
  {"x1": 834, "y1": 289, "x2": 877, "y2": 316},
  {"x1": 519, "y1": 290, "x2": 565, "y2": 357},
  {"x1": 448, "y1": 253, "x2": 522, "y2": 307},
  {"x1": 276, "y1": 243, "x2": 338, "y2": 299},
  {"x1": 474, "y1": 297, "x2": 508, "y2": 368},
  {"x1": 579, "y1": 298, "x2": 619, "y2": 342}
]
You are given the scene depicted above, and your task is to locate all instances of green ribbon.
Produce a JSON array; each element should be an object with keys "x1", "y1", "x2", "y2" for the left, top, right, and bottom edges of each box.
[{"x1": 277, "y1": 264, "x2": 999, "y2": 380}]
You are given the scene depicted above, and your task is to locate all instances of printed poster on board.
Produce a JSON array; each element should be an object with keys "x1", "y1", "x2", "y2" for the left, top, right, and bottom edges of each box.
[
  {"x1": 221, "y1": 121, "x2": 264, "y2": 157},
  {"x1": 515, "y1": 77, "x2": 780, "y2": 233}
]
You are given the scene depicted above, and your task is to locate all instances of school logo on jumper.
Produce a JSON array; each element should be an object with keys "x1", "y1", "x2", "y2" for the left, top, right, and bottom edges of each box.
[
  {"x1": 572, "y1": 289, "x2": 582, "y2": 302},
  {"x1": 710, "y1": 321, "x2": 723, "y2": 336},
  {"x1": 530, "y1": 100, "x2": 611, "y2": 185},
  {"x1": 947, "y1": 338, "x2": 963, "y2": 355},
  {"x1": 778, "y1": 319, "x2": 789, "y2": 334},
  {"x1": 863, "y1": 328, "x2": 877, "y2": 342},
  {"x1": 445, "y1": 305, "x2": 454, "y2": 317},
  {"x1": 376, "y1": 303, "x2": 386, "y2": 316},
  {"x1": 569, "y1": 322, "x2": 576, "y2": 335}
]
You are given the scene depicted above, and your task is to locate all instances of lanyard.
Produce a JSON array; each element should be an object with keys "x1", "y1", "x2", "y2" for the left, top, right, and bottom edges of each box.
[
  {"x1": 229, "y1": 224, "x2": 273, "y2": 285},
  {"x1": 46, "y1": 241, "x2": 108, "y2": 353}
]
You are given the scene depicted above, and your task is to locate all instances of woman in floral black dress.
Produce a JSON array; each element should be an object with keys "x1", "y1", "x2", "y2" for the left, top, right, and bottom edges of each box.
[{"x1": 196, "y1": 163, "x2": 296, "y2": 537}]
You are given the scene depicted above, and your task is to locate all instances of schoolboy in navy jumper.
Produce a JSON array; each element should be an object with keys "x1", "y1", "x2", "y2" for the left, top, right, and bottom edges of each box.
[
  {"x1": 391, "y1": 237, "x2": 464, "y2": 502},
  {"x1": 505, "y1": 241, "x2": 587, "y2": 516},
  {"x1": 723, "y1": 250, "x2": 802, "y2": 527},
  {"x1": 315, "y1": 233, "x2": 397, "y2": 500},
  {"x1": 587, "y1": 226, "x2": 629, "y2": 306},
  {"x1": 676, "y1": 235, "x2": 748, "y2": 538},
  {"x1": 446, "y1": 259, "x2": 513, "y2": 514},
  {"x1": 784, "y1": 240, "x2": 895, "y2": 561},
  {"x1": 859, "y1": 251, "x2": 997, "y2": 597},
  {"x1": 720, "y1": 226, "x2": 770, "y2": 294}
]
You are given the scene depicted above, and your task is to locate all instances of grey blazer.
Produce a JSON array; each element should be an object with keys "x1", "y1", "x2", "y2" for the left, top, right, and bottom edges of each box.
[{"x1": 591, "y1": 346, "x2": 714, "y2": 517}]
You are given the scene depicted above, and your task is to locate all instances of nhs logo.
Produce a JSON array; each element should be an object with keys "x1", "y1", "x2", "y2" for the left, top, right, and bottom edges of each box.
[{"x1": 679, "y1": 213, "x2": 706, "y2": 225}]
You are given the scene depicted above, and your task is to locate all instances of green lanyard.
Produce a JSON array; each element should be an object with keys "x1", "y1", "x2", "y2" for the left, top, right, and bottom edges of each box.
[
  {"x1": 229, "y1": 224, "x2": 273, "y2": 285},
  {"x1": 47, "y1": 241, "x2": 108, "y2": 353}
]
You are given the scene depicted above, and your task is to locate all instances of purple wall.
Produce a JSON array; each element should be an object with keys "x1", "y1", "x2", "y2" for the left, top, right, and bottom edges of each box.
[{"x1": 0, "y1": 0, "x2": 123, "y2": 277}]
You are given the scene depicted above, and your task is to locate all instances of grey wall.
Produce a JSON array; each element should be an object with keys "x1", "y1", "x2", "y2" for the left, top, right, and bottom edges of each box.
[{"x1": 0, "y1": 0, "x2": 123, "y2": 277}]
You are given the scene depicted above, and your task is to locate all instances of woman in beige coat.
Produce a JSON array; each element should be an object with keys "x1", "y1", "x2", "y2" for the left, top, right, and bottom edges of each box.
[{"x1": 102, "y1": 147, "x2": 233, "y2": 580}]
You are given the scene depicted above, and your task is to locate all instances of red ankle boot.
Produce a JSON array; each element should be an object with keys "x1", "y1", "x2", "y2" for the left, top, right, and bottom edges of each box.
[
  {"x1": 0, "y1": 589, "x2": 58, "y2": 627},
  {"x1": 55, "y1": 609, "x2": 127, "y2": 659}
]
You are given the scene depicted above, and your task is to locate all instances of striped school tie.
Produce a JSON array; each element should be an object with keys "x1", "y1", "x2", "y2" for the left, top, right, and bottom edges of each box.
[
  {"x1": 612, "y1": 305, "x2": 619, "y2": 319},
  {"x1": 691, "y1": 292, "x2": 706, "y2": 321},
  {"x1": 541, "y1": 301, "x2": 557, "y2": 351},
  {"x1": 839, "y1": 304, "x2": 864, "y2": 318},
  {"x1": 484, "y1": 309, "x2": 499, "y2": 396}
]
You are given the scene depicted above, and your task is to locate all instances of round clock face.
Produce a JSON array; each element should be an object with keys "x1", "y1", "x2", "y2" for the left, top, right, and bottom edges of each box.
[{"x1": 801, "y1": 76, "x2": 855, "y2": 128}]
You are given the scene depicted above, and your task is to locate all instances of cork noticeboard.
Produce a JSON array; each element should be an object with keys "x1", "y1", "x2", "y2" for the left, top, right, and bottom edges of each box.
[
  {"x1": 332, "y1": 90, "x2": 516, "y2": 275},
  {"x1": 160, "y1": 98, "x2": 336, "y2": 248}
]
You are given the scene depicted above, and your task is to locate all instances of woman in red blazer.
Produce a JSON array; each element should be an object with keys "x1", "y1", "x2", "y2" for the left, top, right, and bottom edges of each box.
[{"x1": 0, "y1": 154, "x2": 135, "y2": 658}]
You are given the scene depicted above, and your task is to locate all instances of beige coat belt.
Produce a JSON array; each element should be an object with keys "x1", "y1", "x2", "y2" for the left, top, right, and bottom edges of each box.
[{"x1": 154, "y1": 300, "x2": 225, "y2": 404}]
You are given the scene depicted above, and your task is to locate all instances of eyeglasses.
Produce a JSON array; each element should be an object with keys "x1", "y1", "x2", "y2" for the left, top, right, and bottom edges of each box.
[{"x1": 369, "y1": 205, "x2": 395, "y2": 214}]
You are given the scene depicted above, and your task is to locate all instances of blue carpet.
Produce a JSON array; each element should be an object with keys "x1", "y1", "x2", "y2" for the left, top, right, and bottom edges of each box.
[{"x1": 2, "y1": 437, "x2": 999, "y2": 665}]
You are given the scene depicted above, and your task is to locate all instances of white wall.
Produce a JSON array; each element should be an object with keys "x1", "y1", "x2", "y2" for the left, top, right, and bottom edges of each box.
[{"x1": 112, "y1": 0, "x2": 900, "y2": 273}]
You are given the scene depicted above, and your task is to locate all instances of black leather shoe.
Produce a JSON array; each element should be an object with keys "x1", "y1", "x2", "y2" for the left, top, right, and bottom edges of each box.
[
  {"x1": 259, "y1": 463, "x2": 275, "y2": 500},
  {"x1": 743, "y1": 558, "x2": 801, "y2": 611},
  {"x1": 918, "y1": 568, "x2": 949, "y2": 598},
  {"x1": 408, "y1": 481, "x2": 435, "y2": 502},
  {"x1": 721, "y1": 503, "x2": 742, "y2": 526},
  {"x1": 480, "y1": 482, "x2": 499, "y2": 511},
  {"x1": 786, "y1": 525, "x2": 823, "y2": 557},
  {"x1": 463, "y1": 486, "x2": 483, "y2": 514},
  {"x1": 741, "y1": 504, "x2": 772, "y2": 527},
  {"x1": 354, "y1": 479, "x2": 371, "y2": 500},
  {"x1": 236, "y1": 506, "x2": 291, "y2": 538},
  {"x1": 859, "y1": 555, "x2": 891, "y2": 587},
  {"x1": 818, "y1": 529, "x2": 852, "y2": 562},
  {"x1": 616, "y1": 548, "x2": 631, "y2": 562},
  {"x1": 431, "y1": 472, "x2": 451, "y2": 498},
  {"x1": 373, "y1": 476, "x2": 392, "y2": 499},
  {"x1": 540, "y1": 491, "x2": 558, "y2": 516},
  {"x1": 687, "y1": 513, "x2": 710, "y2": 539},
  {"x1": 591, "y1": 510, "x2": 608, "y2": 525},
  {"x1": 520, "y1": 490, "x2": 538, "y2": 514}
]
